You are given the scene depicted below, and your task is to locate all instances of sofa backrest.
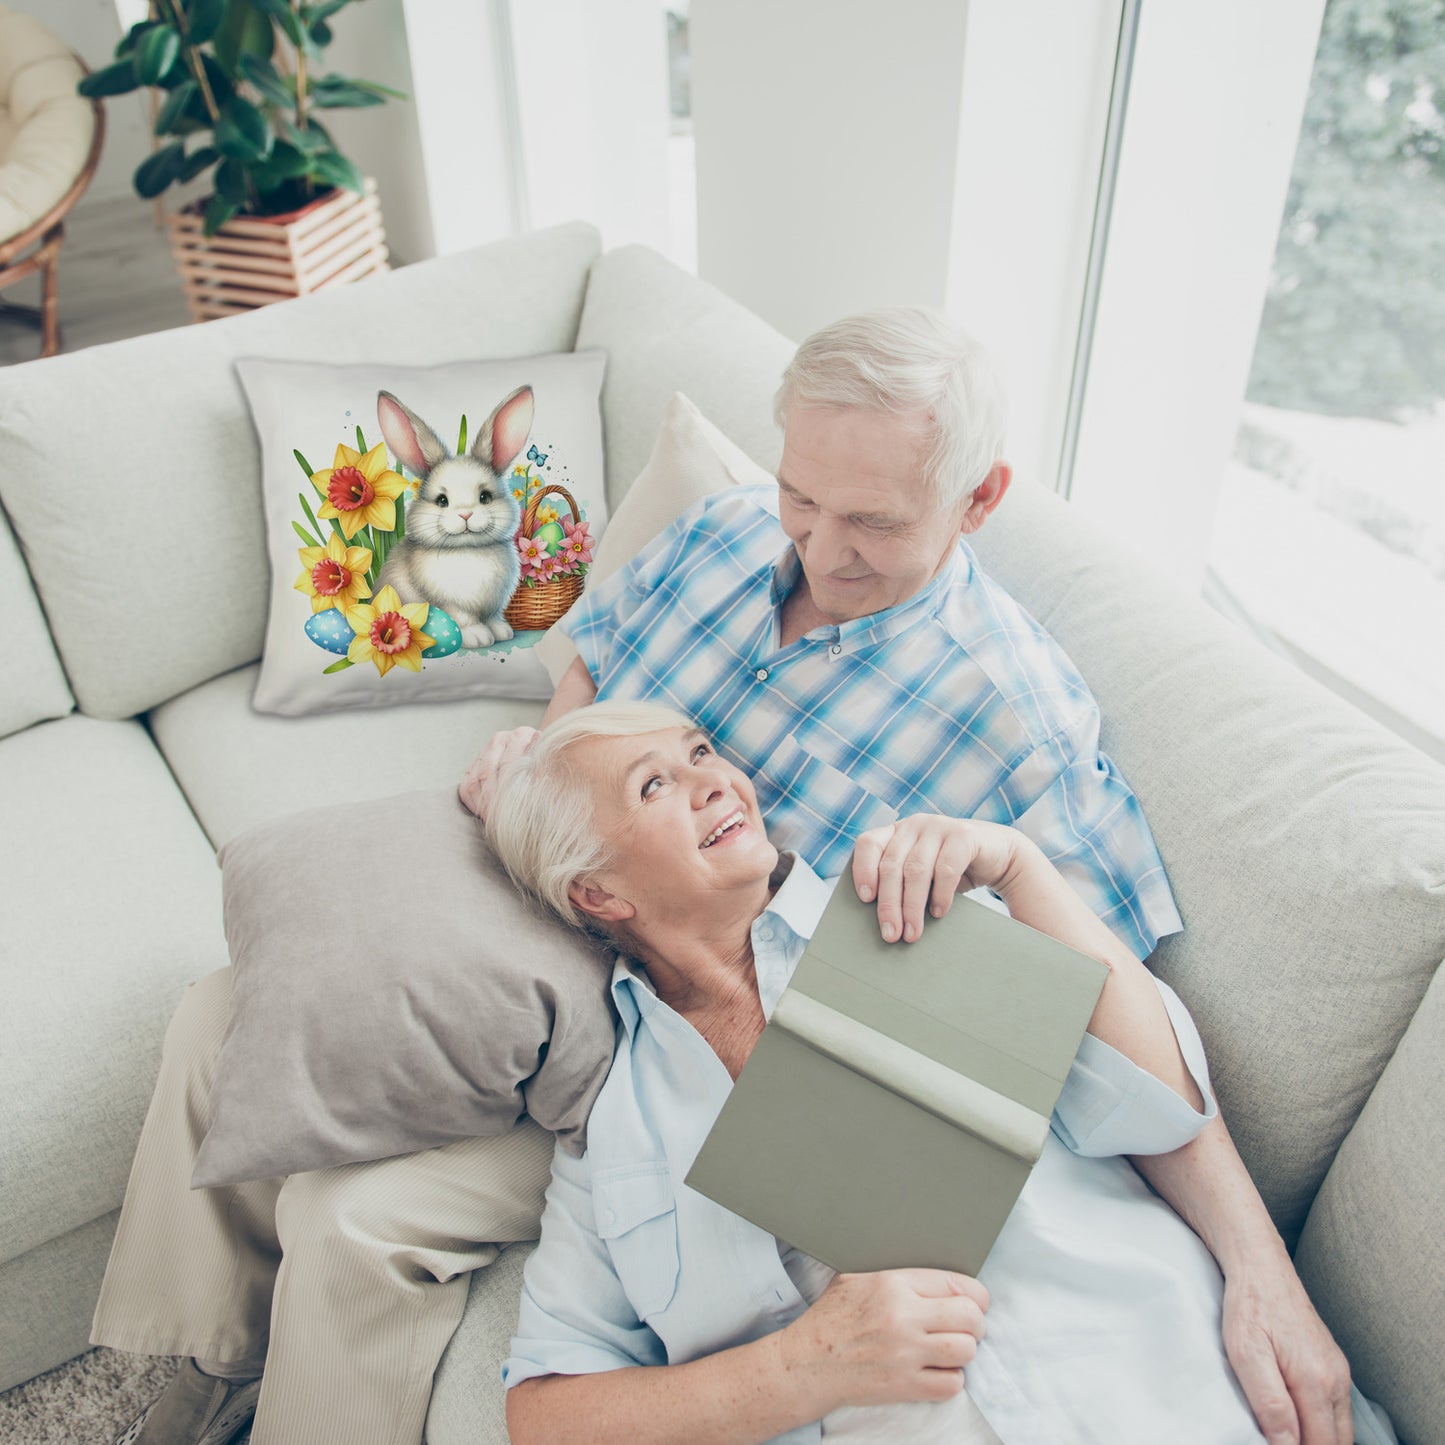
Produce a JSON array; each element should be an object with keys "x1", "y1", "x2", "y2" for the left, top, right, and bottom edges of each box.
[
  {"x1": 971, "y1": 477, "x2": 1445, "y2": 1245},
  {"x1": 0, "y1": 221, "x2": 602, "y2": 721},
  {"x1": 0, "y1": 499, "x2": 72, "y2": 738}
]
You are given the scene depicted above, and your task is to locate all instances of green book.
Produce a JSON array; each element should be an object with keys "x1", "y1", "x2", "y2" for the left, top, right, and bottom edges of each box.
[{"x1": 684, "y1": 885, "x2": 1110, "y2": 1276}]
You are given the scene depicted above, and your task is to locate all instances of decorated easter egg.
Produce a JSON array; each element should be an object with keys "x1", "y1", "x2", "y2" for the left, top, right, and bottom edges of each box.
[
  {"x1": 304, "y1": 609, "x2": 355, "y2": 655},
  {"x1": 421, "y1": 605, "x2": 462, "y2": 658},
  {"x1": 533, "y1": 521, "x2": 565, "y2": 551}
]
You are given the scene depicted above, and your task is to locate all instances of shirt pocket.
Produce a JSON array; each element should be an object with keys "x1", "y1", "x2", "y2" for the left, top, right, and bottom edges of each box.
[
  {"x1": 757, "y1": 731, "x2": 898, "y2": 865},
  {"x1": 593, "y1": 1163, "x2": 681, "y2": 1321}
]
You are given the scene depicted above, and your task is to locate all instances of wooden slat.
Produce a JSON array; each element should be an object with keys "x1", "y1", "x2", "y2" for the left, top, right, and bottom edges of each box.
[
  {"x1": 292, "y1": 197, "x2": 380, "y2": 264},
  {"x1": 295, "y1": 221, "x2": 386, "y2": 289},
  {"x1": 174, "y1": 247, "x2": 300, "y2": 278},
  {"x1": 179, "y1": 264, "x2": 301, "y2": 296}
]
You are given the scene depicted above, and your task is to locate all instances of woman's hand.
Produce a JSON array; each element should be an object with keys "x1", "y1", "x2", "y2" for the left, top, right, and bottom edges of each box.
[
  {"x1": 459, "y1": 726, "x2": 540, "y2": 821},
  {"x1": 779, "y1": 1269, "x2": 989, "y2": 1412},
  {"x1": 852, "y1": 815, "x2": 1029, "y2": 943}
]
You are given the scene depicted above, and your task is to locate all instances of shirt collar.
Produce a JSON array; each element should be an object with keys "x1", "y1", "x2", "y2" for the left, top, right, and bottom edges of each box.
[
  {"x1": 767, "y1": 541, "x2": 973, "y2": 651},
  {"x1": 609, "y1": 852, "x2": 835, "y2": 1037}
]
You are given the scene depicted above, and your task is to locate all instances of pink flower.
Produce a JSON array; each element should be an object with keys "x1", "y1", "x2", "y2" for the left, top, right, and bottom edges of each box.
[
  {"x1": 559, "y1": 515, "x2": 594, "y2": 567},
  {"x1": 516, "y1": 534, "x2": 550, "y2": 579}
]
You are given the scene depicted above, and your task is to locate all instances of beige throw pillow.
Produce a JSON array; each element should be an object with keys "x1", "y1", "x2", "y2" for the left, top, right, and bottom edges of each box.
[
  {"x1": 193, "y1": 788, "x2": 618, "y2": 1187},
  {"x1": 534, "y1": 391, "x2": 775, "y2": 684}
]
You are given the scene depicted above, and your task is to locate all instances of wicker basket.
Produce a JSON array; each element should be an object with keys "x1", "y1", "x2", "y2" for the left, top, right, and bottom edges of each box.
[{"x1": 505, "y1": 484, "x2": 586, "y2": 631}]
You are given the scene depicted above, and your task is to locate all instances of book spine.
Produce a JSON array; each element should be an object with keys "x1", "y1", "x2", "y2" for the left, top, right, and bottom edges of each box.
[{"x1": 771, "y1": 990, "x2": 1050, "y2": 1164}]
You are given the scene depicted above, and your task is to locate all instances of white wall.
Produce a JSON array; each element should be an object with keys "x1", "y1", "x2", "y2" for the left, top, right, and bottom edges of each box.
[{"x1": 690, "y1": 0, "x2": 972, "y2": 342}]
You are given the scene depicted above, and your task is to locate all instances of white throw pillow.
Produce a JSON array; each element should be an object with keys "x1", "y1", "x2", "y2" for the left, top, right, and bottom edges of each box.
[{"x1": 534, "y1": 391, "x2": 776, "y2": 684}]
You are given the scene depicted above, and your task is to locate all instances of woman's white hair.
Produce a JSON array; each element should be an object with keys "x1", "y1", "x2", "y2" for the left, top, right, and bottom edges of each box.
[
  {"x1": 774, "y1": 307, "x2": 1007, "y2": 511},
  {"x1": 487, "y1": 699, "x2": 697, "y2": 930}
]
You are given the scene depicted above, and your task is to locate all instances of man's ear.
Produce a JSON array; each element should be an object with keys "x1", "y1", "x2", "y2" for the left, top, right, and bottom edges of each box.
[
  {"x1": 958, "y1": 462, "x2": 1012, "y2": 536},
  {"x1": 567, "y1": 879, "x2": 635, "y2": 925}
]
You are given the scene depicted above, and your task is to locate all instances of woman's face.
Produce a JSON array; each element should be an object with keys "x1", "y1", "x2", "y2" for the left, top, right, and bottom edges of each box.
[{"x1": 567, "y1": 726, "x2": 777, "y2": 927}]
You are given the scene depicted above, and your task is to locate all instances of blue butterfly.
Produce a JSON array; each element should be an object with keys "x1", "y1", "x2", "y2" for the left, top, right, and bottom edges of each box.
[{"x1": 528, "y1": 443, "x2": 548, "y2": 467}]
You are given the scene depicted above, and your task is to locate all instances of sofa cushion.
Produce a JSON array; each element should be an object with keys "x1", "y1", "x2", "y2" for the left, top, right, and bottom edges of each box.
[
  {"x1": 0, "y1": 500, "x2": 71, "y2": 738},
  {"x1": 0, "y1": 222, "x2": 602, "y2": 721},
  {"x1": 147, "y1": 662, "x2": 542, "y2": 850},
  {"x1": 0, "y1": 715, "x2": 227, "y2": 1267},
  {"x1": 575, "y1": 244, "x2": 795, "y2": 510},
  {"x1": 968, "y1": 478, "x2": 1445, "y2": 1244},
  {"x1": 1294, "y1": 958, "x2": 1445, "y2": 1445}
]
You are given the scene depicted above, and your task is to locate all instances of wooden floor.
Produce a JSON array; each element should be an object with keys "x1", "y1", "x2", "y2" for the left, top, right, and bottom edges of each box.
[{"x1": 0, "y1": 194, "x2": 192, "y2": 367}]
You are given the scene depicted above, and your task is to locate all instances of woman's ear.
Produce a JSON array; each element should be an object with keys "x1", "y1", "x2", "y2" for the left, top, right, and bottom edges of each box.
[{"x1": 567, "y1": 879, "x2": 635, "y2": 925}]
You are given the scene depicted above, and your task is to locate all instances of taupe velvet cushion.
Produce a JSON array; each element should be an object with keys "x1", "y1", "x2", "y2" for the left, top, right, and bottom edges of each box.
[{"x1": 192, "y1": 788, "x2": 617, "y2": 1187}]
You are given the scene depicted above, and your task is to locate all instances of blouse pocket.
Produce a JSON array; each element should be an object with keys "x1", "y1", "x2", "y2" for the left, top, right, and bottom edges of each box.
[{"x1": 593, "y1": 1162, "x2": 681, "y2": 1321}]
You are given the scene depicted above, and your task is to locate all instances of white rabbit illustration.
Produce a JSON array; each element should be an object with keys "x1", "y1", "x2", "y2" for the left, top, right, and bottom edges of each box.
[{"x1": 375, "y1": 385, "x2": 533, "y2": 649}]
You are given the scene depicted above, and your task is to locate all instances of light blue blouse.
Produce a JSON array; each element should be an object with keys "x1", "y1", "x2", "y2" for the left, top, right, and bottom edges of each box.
[{"x1": 504, "y1": 858, "x2": 1270, "y2": 1443}]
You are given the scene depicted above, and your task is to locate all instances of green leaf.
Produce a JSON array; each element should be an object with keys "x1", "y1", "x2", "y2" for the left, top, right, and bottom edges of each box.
[
  {"x1": 329, "y1": 518, "x2": 347, "y2": 543},
  {"x1": 203, "y1": 192, "x2": 238, "y2": 235},
  {"x1": 115, "y1": 20, "x2": 156, "y2": 59},
  {"x1": 154, "y1": 79, "x2": 198, "y2": 135},
  {"x1": 308, "y1": 18, "x2": 333, "y2": 47},
  {"x1": 309, "y1": 148, "x2": 363, "y2": 194},
  {"x1": 294, "y1": 447, "x2": 315, "y2": 478},
  {"x1": 215, "y1": 95, "x2": 273, "y2": 160},
  {"x1": 177, "y1": 144, "x2": 219, "y2": 182},
  {"x1": 302, "y1": 0, "x2": 352, "y2": 23},
  {"x1": 293, "y1": 520, "x2": 322, "y2": 547},
  {"x1": 215, "y1": 156, "x2": 249, "y2": 204},
  {"x1": 356, "y1": 424, "x2": 366, "y2": 452},
  {"x1": 456, "y1": 415, "x2": 468, "y2": 453},
  {"x1": 213, "y1": 0, "x2": 274, "y2": 75},
  {"x1": 133, "y1": 142, "x2": 185, "y2": 199},
  {"x1": 199, "y1": 52, "x2": 235, "y2": 106},
  {"x1": 395, "y1": 493, "x2": 406, "y2": 541},
  {"x1": 79, "y1": 59, "x2": 143, "y2": 98},
  {"x1": 298, "y1": 489, "x2": 326, "y2": 538},
  {"x1": 351, "y1": 78, "x2": 409, "y2": 101},
  {"x1": 322, "y1": 657, "x2": 354, "y2": 674},
  {"x1": 186, "y1": 0, "x2": 227, "y2": 47},
  {"x1": 309, "y1": 75, "x2": 384, "y2": 109},
  {"x1": 281, "y1": 116, "x2": 332, "y2": 154},
  {"x1": 239, "y1": 52, "x2": 295, "y2": 107},
  {"x1": 134, "y1": 25, "x2": 181, "y2": 85},
  {"x1": 254, "y1": 140, "x2": 311, "y2": 183}
]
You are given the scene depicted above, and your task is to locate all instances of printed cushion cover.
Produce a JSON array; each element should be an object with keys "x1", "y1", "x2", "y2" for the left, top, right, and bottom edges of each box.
[{"x1": 238, "y1": 351, "x2": 607, "y2": 716}]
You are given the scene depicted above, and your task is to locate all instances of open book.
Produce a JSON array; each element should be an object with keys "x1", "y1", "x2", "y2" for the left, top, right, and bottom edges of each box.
[{"x1": 685, "y1": 883, "x2": 1109, "y2": 1275}]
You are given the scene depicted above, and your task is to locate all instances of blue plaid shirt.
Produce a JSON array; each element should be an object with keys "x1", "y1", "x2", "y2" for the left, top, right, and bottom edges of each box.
[{"x1": 563, "y1": 485, "x2": 1180, "y2": 959}]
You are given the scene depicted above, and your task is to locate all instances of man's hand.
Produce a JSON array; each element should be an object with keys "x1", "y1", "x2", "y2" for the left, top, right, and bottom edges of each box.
[
  {"x1": 1221, "y1": 1261, "x2": 1353, "y2": 1445},
  {"x1": 459, "y1": 726, "x2": 539, "y2": 822}
]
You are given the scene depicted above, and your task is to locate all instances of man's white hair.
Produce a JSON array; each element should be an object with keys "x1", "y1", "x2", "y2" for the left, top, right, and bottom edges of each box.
[
  {"x1": 487, "y1": 700, "x2": 697, "y2": 930},
  {"x1": 774, "y1": 307, "x2": 1008, "y2": 511}
]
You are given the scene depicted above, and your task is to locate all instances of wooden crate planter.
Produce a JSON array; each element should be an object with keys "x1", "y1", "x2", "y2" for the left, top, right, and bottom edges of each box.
[{"x1": 165, "y1": 179, "x2": 389, "y2": 322}]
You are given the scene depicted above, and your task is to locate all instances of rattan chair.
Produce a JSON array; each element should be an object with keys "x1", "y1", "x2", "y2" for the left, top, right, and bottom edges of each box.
[{"x1": 0, "y1": 7, "x2": 104, "y2": 359}]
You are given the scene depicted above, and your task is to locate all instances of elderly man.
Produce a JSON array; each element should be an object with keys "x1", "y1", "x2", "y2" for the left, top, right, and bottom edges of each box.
[{"x1": 95, "y1": 310, "x2": 1350, "y2": 1445}]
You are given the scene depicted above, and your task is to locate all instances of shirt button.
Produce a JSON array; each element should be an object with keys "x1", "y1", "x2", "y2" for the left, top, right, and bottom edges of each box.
[
  {"x1": 755, "y1": 668, "x2": 769, "y2": 681},
  {"x1": 830, "y1": 644, "x2": 842, "y2": 655}
]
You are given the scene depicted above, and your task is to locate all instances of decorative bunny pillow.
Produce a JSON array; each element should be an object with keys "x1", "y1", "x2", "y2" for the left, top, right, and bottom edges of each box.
[{"x1": 237, "y1": 352, "x2": 607, "y2": 715}]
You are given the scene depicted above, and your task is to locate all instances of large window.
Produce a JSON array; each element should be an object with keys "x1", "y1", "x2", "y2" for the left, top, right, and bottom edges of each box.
[{"x1": 1206, "y1": 0, "x2": 1445, "y2": 757}]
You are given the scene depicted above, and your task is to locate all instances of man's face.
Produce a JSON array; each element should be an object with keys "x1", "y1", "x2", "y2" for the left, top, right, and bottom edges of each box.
[{"x1": 776, "y1": 405, "x2": 971, "y2": 623}]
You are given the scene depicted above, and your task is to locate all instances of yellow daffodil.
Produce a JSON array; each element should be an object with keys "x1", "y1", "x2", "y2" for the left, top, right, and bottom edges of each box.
[
  {"x1": 313, "y1": 442, "x2": 408, "y2": 539},
  {"x1": 536, "y1": 504, "x2": 559, "y2": 525},
  {"x1": 294, "y1": 533, "x2": 373, "y2": 614},
  {"x1": 513, "y1": 463, "x2": 529, "y2": 477},
  {"x1": 345, "y1": 585, "x2": 434, "y2": 677}
]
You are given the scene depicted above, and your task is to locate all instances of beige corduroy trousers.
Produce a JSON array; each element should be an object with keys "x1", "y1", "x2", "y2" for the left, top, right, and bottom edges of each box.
[{"x1": 90, "y1": 968, "x2": 555, "y2": 1445}]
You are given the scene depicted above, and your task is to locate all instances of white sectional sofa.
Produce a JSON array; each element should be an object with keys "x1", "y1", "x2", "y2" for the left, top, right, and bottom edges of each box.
[{"x1": 1, "y1": 222, "x2": 1441, "y2": 1444}]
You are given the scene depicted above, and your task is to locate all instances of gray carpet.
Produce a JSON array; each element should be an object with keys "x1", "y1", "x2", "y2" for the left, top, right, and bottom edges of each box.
[{"x1": 0, "y1": 1350, "x2": 219, "y2": 1445}]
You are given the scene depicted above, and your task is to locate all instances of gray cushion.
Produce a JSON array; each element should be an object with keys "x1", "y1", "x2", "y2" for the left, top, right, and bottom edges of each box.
[
  {"x1": 427, "y1": 1242, "x2": 535, "y2": 1445},
  {"x1": 0, "y1": 222, "x2": 602, "y2": 720},
  {"x1": 148, "y1": 662, "x2": 543, "y2": 851},
  {"x1": 575, "y1": 244, "x2": 795, "y2": 510},
  {"x1": 969, "y1": 478, "x2": 1445, "y2": 1244},
  {"x1": 0, "y1": 501, "x2": 71, "y2": 738},
  {"x1": 194, "y1": 790, "x2": 617, "y2": 1187},
  {"x1": 0, "y1": 715, "x2": 226, "y2": 1266},
  {"x1": 1295, "y1": 959, "x2": 1445, "y2": 1445}
]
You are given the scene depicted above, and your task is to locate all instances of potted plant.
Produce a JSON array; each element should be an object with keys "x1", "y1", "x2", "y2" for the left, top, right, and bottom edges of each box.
[{"x1": 79, "y1": 0, "x2": 404, "y2": 319}]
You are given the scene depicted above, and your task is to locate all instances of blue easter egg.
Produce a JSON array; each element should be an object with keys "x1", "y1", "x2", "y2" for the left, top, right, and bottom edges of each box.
[
  {"x1": 421, "y1": 605, "x2": 462, "y2": 658},
  {"x1": 305, "y1": 609, "x2": 355, "y2": 656}
]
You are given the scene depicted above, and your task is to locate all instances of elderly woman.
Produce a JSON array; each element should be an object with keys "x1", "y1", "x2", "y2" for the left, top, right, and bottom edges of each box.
[{"x1": 485, "y1": 700, "x2": 1305, "y2": 1445}]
